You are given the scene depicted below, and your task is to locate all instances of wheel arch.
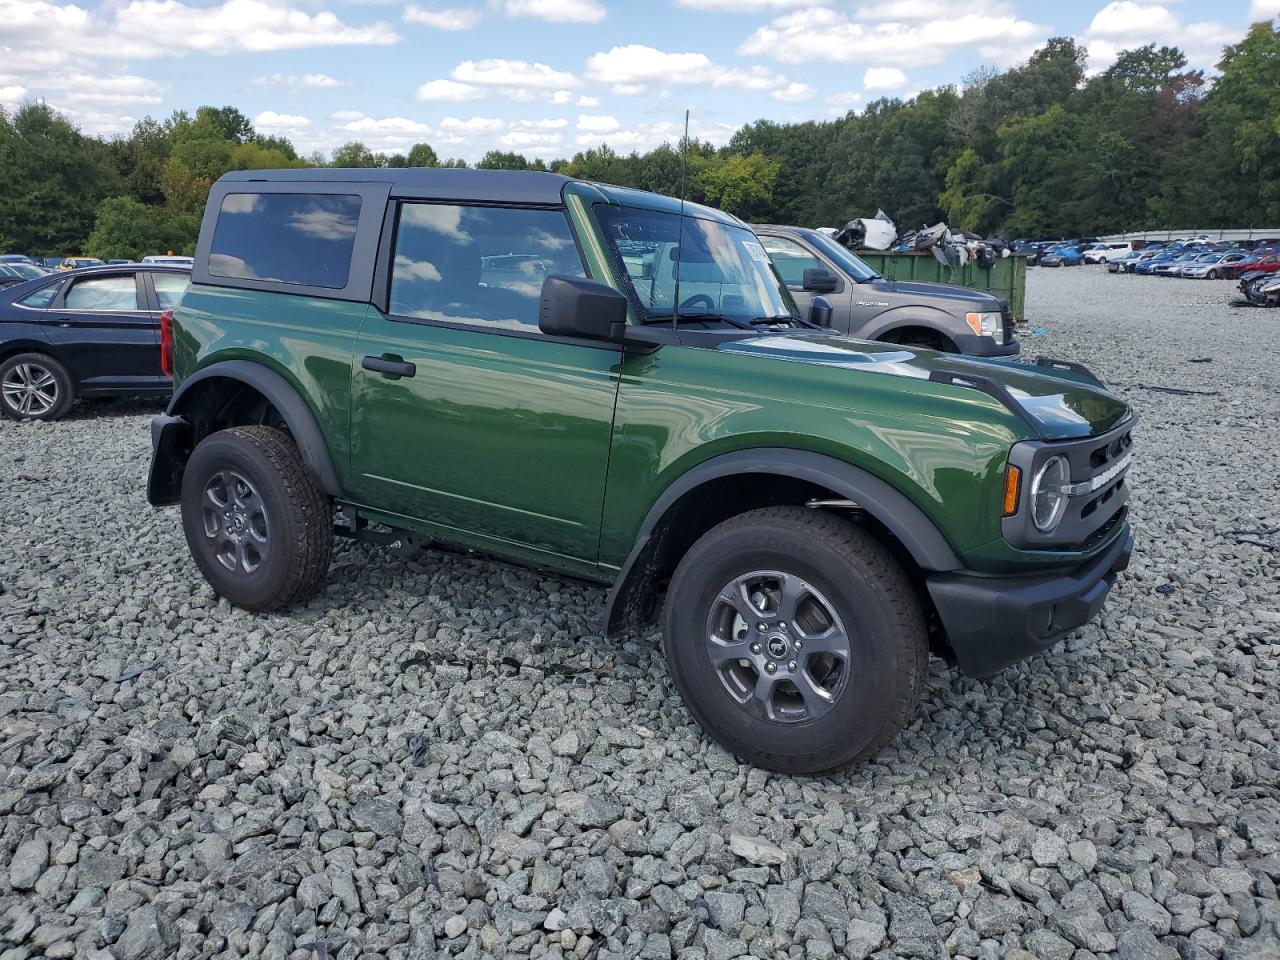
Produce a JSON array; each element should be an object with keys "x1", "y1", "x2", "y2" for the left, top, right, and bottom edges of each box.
[
  {"x1": 601, "y1": 448, "x2": 961, "y2": 636},
  {"x1": 148, "y1": 360, "x2": 341, "y2": 506}
]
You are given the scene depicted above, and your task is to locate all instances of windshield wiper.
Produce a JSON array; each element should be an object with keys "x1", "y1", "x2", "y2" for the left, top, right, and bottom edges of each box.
[
  {"x1": 642, "y1": 312, "x2": 753, "y2": 330},
  {"x1": 752, "y1": 314, "x2": 821, "y2": 330}
]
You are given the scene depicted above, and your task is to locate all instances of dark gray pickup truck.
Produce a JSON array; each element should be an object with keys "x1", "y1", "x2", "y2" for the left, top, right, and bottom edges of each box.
[{"x1": 754, "y1": 224, "x2": 1019, "y2": 357}]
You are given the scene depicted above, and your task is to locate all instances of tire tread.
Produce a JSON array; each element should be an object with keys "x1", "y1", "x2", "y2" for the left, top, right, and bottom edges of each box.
[{"x1": 665, "y1": 505, "x2": 928, "y2": 773}]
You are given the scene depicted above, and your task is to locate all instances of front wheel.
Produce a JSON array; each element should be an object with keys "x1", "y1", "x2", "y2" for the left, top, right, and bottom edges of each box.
[
  {"x1": 662, "y1": 507, "x2": 928, "y2": 773},
  {"x1": 180, "y1": 426, "x2": 333, "y2": 611},
  {"x1": 1207, "y1": 270, "x2": 1218, "y2": 280}
]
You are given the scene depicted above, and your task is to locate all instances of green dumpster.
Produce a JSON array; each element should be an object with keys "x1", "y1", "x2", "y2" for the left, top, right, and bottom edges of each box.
[{"x1": 856, "y1": 252, "x2": 1028, "y2": 323}]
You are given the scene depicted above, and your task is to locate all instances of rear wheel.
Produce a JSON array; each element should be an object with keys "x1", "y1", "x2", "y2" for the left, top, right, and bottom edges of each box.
[
  {"x1": 180, "y1": 426, "x2": 332, "y2": 610},
  {"x1": 662, "y1": 507, "x2": 928, "y2": 773},
  {"x1": 0, "y1": 353, "x2": 73, "y2": 421}
]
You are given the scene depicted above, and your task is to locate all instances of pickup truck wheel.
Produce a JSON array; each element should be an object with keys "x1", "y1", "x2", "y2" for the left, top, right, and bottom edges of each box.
[
  {"x1": 0, "y1": 353, "x2": 74, "y2": 421},
  {"x1": 180, "y1": 426, "x2": 332, "y2": 611},
  {"x1": 663, "y1": 506, "x2": 927, "y2": 773}
]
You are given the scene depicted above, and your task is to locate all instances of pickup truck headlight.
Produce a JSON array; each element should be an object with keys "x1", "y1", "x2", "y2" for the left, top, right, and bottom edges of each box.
[
  {"x1": 965, "y1": 312, "x2": 1005, "y2": 344},
  {"x1": 1031, "y1": 456, "x2": 1069, "y2": 532}
]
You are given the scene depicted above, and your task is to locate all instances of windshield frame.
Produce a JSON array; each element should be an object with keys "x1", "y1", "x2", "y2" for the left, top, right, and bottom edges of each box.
[
  {"x1": 804, "y1": 231, "x2": 882, "y2": 282},
  {"x1": 593, "y1": 203, "x2": 799, "y2": 327}
]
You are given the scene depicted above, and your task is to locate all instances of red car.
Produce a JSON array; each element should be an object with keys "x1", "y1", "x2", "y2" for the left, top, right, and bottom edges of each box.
[{"x1": 1225, "y1": 252, "x2": 1280, "y2": 280}]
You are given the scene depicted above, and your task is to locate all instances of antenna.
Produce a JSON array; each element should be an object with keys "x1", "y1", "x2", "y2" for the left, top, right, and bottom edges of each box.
[{"x1": 672, "y1": 109, "x2": 690, "y2": 331}]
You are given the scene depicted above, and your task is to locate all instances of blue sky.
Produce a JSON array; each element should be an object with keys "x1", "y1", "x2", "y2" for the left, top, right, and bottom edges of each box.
[{"x1": 1, "y1": 0, "x2": 1276, "y2": 161}]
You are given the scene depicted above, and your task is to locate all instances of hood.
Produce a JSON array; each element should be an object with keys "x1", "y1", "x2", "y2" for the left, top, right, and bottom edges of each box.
[
  {"x1": 872, "y1": 279, "x2": 1005, "y2": 310},
  {"x1": 718, "y1": 333, "x2": 1130, "y2": 440}
]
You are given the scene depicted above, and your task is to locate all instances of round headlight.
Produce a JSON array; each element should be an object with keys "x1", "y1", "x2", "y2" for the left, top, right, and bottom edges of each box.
[{"x1": 1031, "y1": 456, "x2": 1069, "y2": 532}]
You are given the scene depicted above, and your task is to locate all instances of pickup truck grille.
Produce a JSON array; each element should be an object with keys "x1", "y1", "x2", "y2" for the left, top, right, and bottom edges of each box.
[{"x1": 1001, "y1": 307, "x2": 1015, "y2": 344}]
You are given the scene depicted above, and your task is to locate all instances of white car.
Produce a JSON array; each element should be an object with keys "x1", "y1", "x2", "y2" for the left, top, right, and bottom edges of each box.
[
  {"x1": 142, "y1": 255, "x2": 195, "y2": 266},
  {"x1": 1083, "y1": 242, "x2": 1134, "y2": 264}
]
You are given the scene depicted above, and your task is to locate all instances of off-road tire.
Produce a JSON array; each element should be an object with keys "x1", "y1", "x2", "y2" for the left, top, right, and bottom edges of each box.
[
  {"x1": 662, "y1": 506, "x2": 928, "y2": 774},
  {"x1": 181, "y1": 426, "x2": 332, "y2": 611},
  {"x1": 0, "y1": 352, "x2": 74, "y2": 421}
]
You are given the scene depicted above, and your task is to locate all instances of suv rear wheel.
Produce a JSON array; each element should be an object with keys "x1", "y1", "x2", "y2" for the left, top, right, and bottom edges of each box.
[
  {"x1": 0, "y1": 353, "x2": 74, "y2": 421},
  {"x1": 180, "y1": 426, "x2": 332, "y2": 610},
  {"x1": 663, "y1": 507, "x2": 928, "y2": 773}
]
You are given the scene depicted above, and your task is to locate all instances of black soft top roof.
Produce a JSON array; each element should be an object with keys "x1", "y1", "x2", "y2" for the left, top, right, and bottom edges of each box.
[{"x1": 216, "y1": 167, "x2": 573, "y2": 204}]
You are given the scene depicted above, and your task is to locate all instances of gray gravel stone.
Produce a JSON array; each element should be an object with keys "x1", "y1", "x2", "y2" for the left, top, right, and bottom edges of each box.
[
  {"x1": 9, "y1": 836, "x2": 48, "y2": 890},
  {"x1": 115, "y1": 905, "x2": 177, "y2": 960},
  {"x1": 1, "y1": 272, "x2": 1278, "y2": 960}
]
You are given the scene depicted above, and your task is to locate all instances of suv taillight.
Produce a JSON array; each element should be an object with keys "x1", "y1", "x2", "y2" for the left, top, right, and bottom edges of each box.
[{"x1": 160, "y1": 309, "x2": 174, "y2": 377}]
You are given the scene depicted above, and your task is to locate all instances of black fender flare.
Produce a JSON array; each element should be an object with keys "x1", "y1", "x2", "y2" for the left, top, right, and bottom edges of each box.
[
  {"x1": 602, "y1": 448, "x2": 962, "y2": 635},
  {"x1": 149, "y1": 360, "x2": 341, "y2": 504}
]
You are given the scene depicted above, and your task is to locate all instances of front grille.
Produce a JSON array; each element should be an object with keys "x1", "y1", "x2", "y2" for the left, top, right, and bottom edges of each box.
[{"x1": 1003, "y1": 414, "x2": 1137, "y2": 550}]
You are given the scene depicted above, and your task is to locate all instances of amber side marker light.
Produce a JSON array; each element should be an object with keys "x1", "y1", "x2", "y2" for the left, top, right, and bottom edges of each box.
[{"x1": 1003, "y1": 465, "x2": 1022, "y2": 516}]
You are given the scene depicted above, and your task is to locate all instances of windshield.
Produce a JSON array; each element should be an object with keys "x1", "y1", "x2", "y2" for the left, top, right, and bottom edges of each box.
[
  {"x1": 806, "y1": 231, "x2": 881, "y2": 281},
  {"x1": 595, "y1": 204, "x2": 795, "y2": 323}
]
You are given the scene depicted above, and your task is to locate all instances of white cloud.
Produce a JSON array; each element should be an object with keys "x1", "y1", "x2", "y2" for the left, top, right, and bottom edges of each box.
[
  {"x1": 342, "y1": 115, "x2": 432, "y2": 134},
  {"x1": 403, "y1": 4, "x2": 482, "y2": 29},
  {"x1": 576, "y1": 94, "x2": 600, "y2": 107},
  {"x1": 1250, "y1": 1, "x2": 1280, "y2": 19},
  {"x1": 1082, "y1": 2, "x2": 1242, "y2": 72},
  {"x1": 573, "y1": 117, "x2": 737, "y2": 151},
  {"x1": 415, "y1": 79, "x2": 486, "y2": 101},
  {"x1": 331, "y1": 110, "x2": 366, "y2": 121},
  {"x1": 254, "y1": 110, "x2": 311, "y2": 127},
  {"x1": 252, "y1": 73, "x2": 342, "y2": 89},
  {"x1": 0, "y1": 84, "x2": 28, "y2": 109},
  {"x1": 439, "y1": 115, "x2": 505, "y2": 132},
  {"x1": 739, "y1": 7, "x2": 1047, "y2": 67},
  {"x1": 577, "y1": 113, "x2": 619, "y2": 133},
  {"x1": 497, "y1": 130, "x2": 563, "y2": 149},
  {"x1": 856, "y1": 0, "x2": 1012, "y2": 19},
  {"x1": 0, "y1": 0, "x2": 399, "y2": 60},
  {"x1": 771, "y1": 81, "x2": 814, "y2": 102},
  {"x1": 863, "y1": 66, "x2": 906, "y2": 91},
  {"x1": 452, "y1": 58, "x2": 578, "y2": 88},
  {"x1": 825, "y1": 90, "x2": 863, "y2": 115},
  {"x1": 502, "y1": 0, "x2": 605, "y2": 23},
  {"x1": 1, "y1": 68, "x2": 163, "y2": 108},
  {"x1": 674, "y1": 0, "x2": 817, "y2": 8},
  {"x1": 585, "y1": 44, "x2": 812, "y2": 99}
]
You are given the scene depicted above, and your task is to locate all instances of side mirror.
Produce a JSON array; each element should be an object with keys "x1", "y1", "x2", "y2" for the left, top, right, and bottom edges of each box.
[
  {"x1": 802, "y1": 267, "x2": 839, "y2": 293},
  {"x1": 539, "y1": 275, "x2": 628, "y2": 342},
  {"x1": 808, "y1": 296, "x2": 833, "y2": 328}
]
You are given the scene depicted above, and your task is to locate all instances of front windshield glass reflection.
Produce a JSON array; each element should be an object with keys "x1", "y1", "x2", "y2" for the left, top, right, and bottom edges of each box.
[{"x1": 596, "y1": 204, "x2": 795, "y2": 323}]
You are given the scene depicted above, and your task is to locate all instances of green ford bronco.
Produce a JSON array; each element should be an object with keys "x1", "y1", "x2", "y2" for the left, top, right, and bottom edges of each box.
[{"x1": 149, "y1": 168, "x2": 1135, "y2": 773}]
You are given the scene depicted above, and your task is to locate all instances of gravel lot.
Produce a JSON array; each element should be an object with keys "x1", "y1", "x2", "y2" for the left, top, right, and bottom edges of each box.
[{"x1": 2, "y1": 267, "x2": 1278, "y2": 960}]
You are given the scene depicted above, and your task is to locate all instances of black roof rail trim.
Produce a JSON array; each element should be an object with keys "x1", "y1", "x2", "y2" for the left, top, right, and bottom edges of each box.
[
  {"x1": 1034, "y1": 356, "x2": 1105, "y2": 387},
  {"x1": 928, "y1": 369, "x2": 1046, "y2": 439}
]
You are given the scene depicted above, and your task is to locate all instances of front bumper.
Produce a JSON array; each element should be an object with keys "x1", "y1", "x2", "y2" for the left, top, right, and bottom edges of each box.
[
  {"x1": 926, "y1": 524, "x2": 1134, "y2": 677},
  {"x1": 953, "y1": 333, "x2": 1021, "y2": 358}
]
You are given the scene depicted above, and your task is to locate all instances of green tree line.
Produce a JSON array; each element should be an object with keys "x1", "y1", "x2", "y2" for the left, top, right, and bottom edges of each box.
[{"x1": 1, "y1": 21, "x2": 1276, "y2": 260}]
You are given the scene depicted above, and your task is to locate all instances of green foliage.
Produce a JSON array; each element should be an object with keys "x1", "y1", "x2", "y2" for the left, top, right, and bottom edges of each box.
[
  {"x1": 0, "y1": 104, "x2": 122, "y2": 255},
  {"x1": 0, "y1": 25, "x2": 1276, "y2": 258},
  {"x1": 692, "y1": 152, "x2": 779, "y2": 219},
  {"x1": 85, "y1": 197, "x2": 197, "y2": 260}
]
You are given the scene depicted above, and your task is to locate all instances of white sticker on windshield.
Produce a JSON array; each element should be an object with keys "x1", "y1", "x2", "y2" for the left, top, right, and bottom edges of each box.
[{"x1": 743, "y1": 240, "x2": 771, "y2": 264}]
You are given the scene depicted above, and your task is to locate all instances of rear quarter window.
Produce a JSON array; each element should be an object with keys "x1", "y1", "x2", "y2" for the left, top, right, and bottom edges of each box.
[{"x1": 208, "y1": 192, "x2": 362, "y2": 289}]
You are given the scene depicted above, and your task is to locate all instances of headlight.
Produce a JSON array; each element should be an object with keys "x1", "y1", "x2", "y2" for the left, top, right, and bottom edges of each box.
[
  {"x1": 965, "y1": 312, "x2": 1005, "y2": 344},
  {"x1": 1030, "y1": 456, "x2": 1069, "y2": 532}
]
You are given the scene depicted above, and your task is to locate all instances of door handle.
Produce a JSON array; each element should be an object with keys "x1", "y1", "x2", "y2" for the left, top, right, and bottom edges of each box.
[{"x1": 362, "y1": 355, "x2": 416, "y2": 378}]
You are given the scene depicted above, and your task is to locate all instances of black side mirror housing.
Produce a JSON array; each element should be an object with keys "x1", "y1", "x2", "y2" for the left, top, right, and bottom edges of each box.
[
  {"x1": 539, "y1": 275, "x2": 628, "y2": 341},
  {"x1": 802, "y1": 267, "x2": 839, "y2": 293},
  {"x1": 808, "y1": 296, "x2": 833, "y2": 327}
]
